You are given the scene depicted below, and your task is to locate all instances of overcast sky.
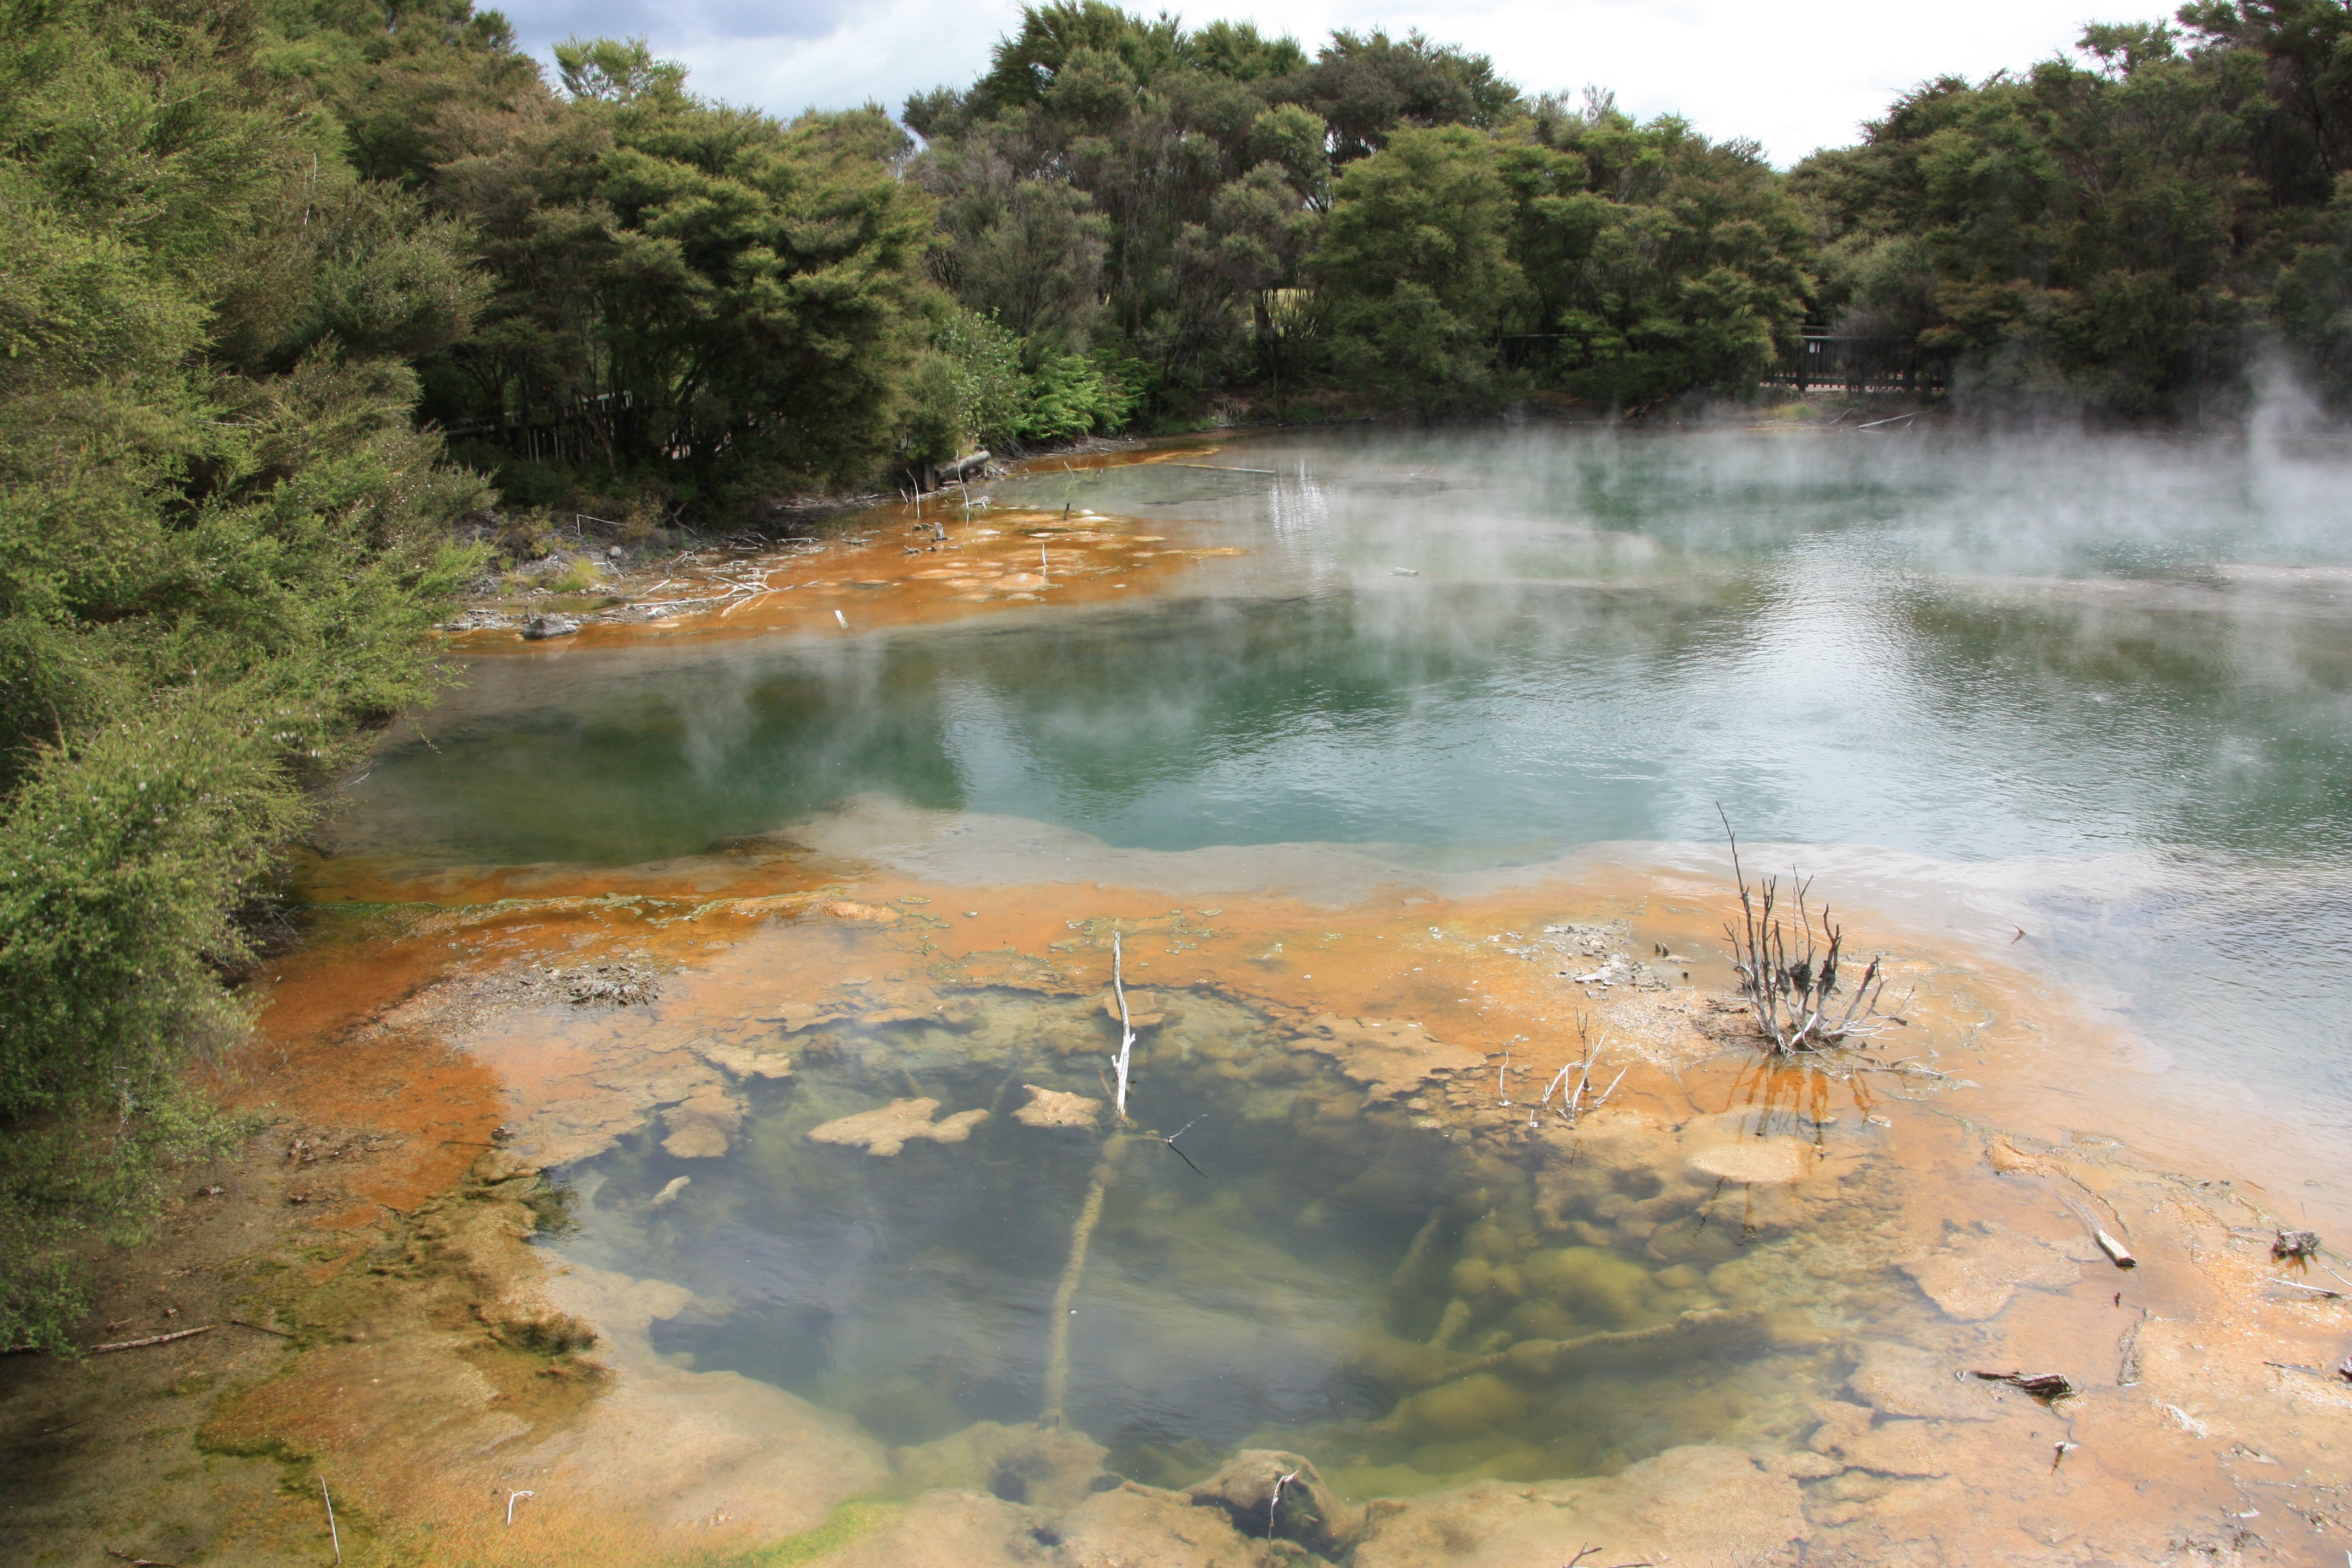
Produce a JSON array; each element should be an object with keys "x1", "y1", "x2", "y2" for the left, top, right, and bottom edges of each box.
[{"x1": 489, "y1": 0, "x2": 2143, "y2": 166}]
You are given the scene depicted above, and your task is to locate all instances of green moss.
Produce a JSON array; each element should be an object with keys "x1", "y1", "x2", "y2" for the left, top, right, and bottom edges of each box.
[
  {"x1": 712, "y1": 1495, "x2": 899, "y2": 1566},
  {"x1": 1520, "y1": 1246, "x2": 1651, "y2": 1327},
  {"x1": 1396, "y1": 1373, "x2": 1527, "y2": 1441}
]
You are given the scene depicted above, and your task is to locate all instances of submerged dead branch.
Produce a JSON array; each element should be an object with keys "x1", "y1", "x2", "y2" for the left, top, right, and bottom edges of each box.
[{"x1": 1718, "y1": 809, "x2": 1896, "y2": 1054}]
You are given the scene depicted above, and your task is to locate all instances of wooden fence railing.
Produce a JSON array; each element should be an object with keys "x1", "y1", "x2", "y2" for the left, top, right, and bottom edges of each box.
[{"x1": 1763, "y1": 334, "x2": 1947, "y2": 395}]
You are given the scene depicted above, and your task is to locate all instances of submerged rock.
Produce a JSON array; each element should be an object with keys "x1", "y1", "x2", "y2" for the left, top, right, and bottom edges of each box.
[
  {"x1": 1395, "y1": 1374, "x2": 1528, "y2": 1441},
  {"x1": 1352, "y1": 1444, "x2": 1803, "y2": 1567},
  {"x1": 1685, "y1": 1137, "x2": 1814, "y2": 1185},
  {"x1": 478, "y1": 1300, "x2": 598, "y2": 1355},
  {"x1": 1014, "y1": 1085, "x2": 1102, "y2": 1130},
  {"x1": 892, "y1": 1420, "x2": 1108, "y2": 1511},
  {"x1": 1099, "y1": 990, "x2": 1166, "y2": 1028},
  {"x1": 807, "y1": 1097, "x2": 989, "y2": 1156},
  {"x1": 1899, "y1": 1223, "x2": 2082, "y2": 1320},
  {"x1": 691, "y1": 1035, "x2": 796, "y2": 1080},
  {"x1": 660, "y1": 1091, "x2": 745, "y2": 1158},
  {"x1": 1292, "y1": 1015, "x2": 1485, "y2": 1100},
  {"x1": 1188, "y1": 1449, "x2": 1357, "y2": 1555},
  {"x1": 1045, "y1": 1483, "x2": 1281, "y2": 1568},
  {"x1": 1806, "y1": 1398, "x2": 1954, "y2": 1477},
  {"x1": 1847, "y1": 1339, "x2": 1995, "y2": 1420}
]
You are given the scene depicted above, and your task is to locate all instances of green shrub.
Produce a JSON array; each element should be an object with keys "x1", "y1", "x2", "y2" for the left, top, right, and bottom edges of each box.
[
  {"x1": 0, "y1": 0, "x2": 486, "y2": 1349},
  {"x1": 1020, "y1": 353, "x2": 1137, "y2": 439}
]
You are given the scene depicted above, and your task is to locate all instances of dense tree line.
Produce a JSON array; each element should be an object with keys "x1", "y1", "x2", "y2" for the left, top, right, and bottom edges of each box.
[
  {"x1": 900, "y1": 0, "x2": 2352, "y2": 423},
  {"x1": 900, "y1": 6, "x2": 1814, "y2": 416},
  {"x1": 1797, "y1": 3, "x2": 2352, "y2": 413},
  {"x1": 7, "y1": 0, "x2": 2352, "y2": 1345}
]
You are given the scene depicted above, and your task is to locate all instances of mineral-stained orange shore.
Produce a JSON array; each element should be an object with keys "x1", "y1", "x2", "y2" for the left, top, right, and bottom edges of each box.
[
  {"x1": 185, "y1": 826, "x2": 2352, "y2": 1566},
  {"x1": 447, "y1": 442, "x2": 1249, "y2": 655}
]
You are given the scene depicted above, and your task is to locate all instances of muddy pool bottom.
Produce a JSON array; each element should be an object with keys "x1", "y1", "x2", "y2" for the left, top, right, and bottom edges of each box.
[{"x1": 549, "y1": 983, "x2": 1887, "y2": 1500}]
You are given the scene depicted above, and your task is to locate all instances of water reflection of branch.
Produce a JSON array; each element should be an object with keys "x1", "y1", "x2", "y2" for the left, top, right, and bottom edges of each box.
[
  {"x1": 1160, "y1": 1114, "x2": 1207, "y2": 1178},
  {"x1": 1041, "y1": 1134, "x2": 1125, "y2": 1429}
]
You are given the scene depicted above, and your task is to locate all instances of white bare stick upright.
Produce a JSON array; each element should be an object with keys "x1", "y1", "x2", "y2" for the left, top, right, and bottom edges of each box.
[{"x1": 1110, "y1": 930, "x2": 1135, "y2": 1118}]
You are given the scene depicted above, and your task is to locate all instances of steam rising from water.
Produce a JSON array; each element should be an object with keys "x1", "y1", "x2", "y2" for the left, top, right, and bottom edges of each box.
[{"x1": 340, "y1": 423, "x2": 2352, "y2": 1190}]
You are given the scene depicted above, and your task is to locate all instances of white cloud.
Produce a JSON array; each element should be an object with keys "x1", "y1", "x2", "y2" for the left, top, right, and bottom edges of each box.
[{"x1": 501, "y1": 0, "x2": 2122, "y2": 164}]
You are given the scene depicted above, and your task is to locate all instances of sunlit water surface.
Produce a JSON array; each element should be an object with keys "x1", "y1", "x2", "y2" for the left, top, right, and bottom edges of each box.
[{"x1": 346, "y1": 427, "x2": 2352, "y2": 1102}]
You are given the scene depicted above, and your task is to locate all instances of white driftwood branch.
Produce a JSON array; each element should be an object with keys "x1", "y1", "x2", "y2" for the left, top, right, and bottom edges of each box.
[{"x1": 1110, "y1": 930, "x2": 1135, "y2": 1119}]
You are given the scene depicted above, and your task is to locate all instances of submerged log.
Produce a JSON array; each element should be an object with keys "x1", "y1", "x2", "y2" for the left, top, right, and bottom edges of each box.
[{"x1": 1407, "y1": 1306, "x2": 1768, "y2": 1389}]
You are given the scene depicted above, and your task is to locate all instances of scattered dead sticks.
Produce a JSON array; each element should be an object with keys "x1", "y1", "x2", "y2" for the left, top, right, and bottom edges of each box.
[
  {"x1": 1537, "y1": 1016, "x2": 1626, "y2": 1128},
  {"x1": 1718, "y1": 809, "x2": 1896, "y2": 1054}
]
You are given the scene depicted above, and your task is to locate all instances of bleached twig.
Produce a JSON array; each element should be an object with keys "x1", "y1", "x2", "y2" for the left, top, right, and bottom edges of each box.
[
  {"x1": 1110, "y1": 931, "x2": 1135, "y2": 1119},
  {"x1": 1543, "y1": 1016, "x2": 1610, "y2": 1126},
  {"x1": 1268, "y1": 1468, "x2": 1300, "y2": 1539}
]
